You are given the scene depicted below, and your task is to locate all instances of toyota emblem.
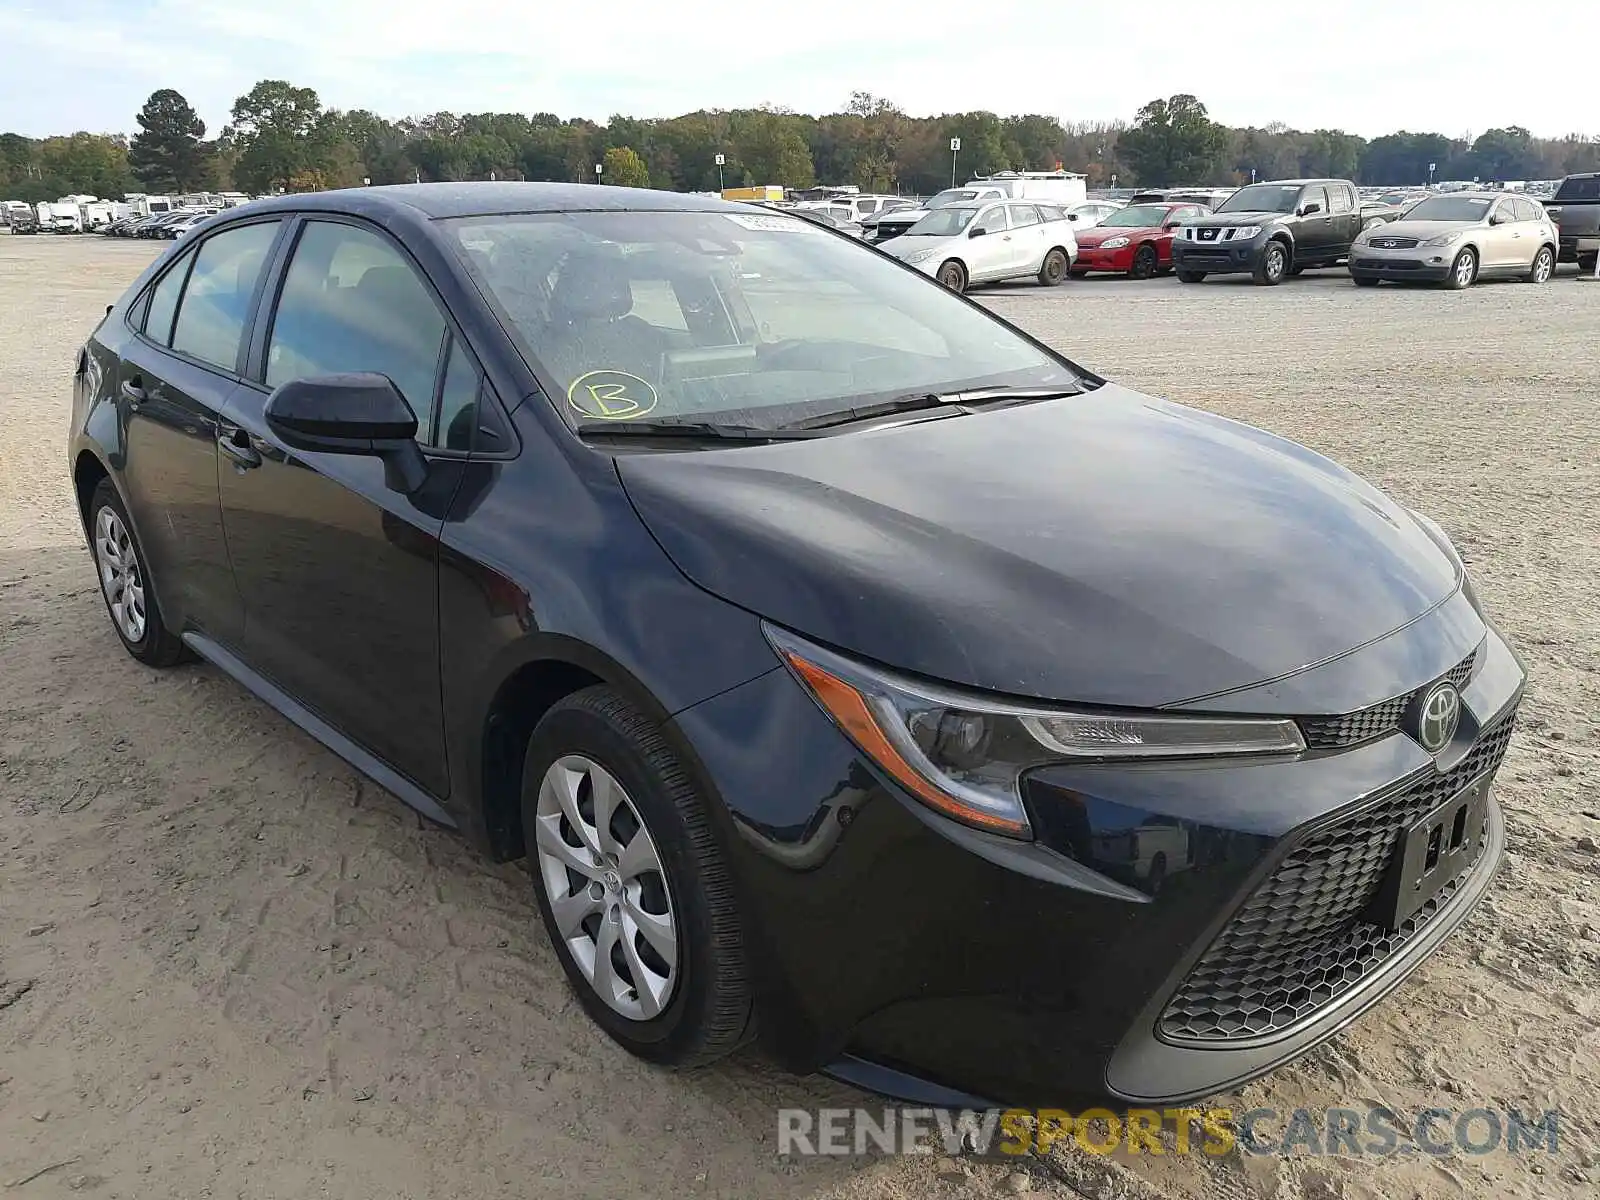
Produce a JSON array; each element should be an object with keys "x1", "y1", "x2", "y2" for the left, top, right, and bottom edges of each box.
[{"x1": 1414, "y1": 682, "x2": 1461, "y2": 753}]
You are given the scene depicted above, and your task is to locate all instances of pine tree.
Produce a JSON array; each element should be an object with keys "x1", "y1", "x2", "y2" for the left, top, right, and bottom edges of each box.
[{"x1": 128, "y1": 90, "x2": 209, "y2": 192}]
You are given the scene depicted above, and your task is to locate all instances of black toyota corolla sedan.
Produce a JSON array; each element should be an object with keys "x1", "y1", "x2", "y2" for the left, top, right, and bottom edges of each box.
[{"x1": 68, "y1": 183, "x2": 1525, "y2": 1106}]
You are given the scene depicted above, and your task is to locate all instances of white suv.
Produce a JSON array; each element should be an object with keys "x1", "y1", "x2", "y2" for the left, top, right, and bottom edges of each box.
[{"x1": 880, "y1": 199, "x2": 1078, "y2": 292}]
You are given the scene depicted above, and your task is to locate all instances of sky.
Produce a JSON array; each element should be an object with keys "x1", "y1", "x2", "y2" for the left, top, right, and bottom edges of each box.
[{"x1": 2, "y1": 0, "x2": 1598, "y2": 141}]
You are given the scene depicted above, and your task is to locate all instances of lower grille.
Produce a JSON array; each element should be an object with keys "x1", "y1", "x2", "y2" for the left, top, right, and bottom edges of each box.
[
  {"x1": 1299, "y1": 648, "x2": 1478, "y2": 750},
  {"x1": 1157, "y1": 710, "x2": 1515, "y2": 1045},
  {"x1": 1354, "y1": 257, "x2": 1423, "y2": 270}
]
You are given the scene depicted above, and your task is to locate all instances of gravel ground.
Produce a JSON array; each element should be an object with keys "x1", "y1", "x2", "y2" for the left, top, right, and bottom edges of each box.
[{"x1": 1, "y1": 232, "x2": 1597, "y2": 1200}]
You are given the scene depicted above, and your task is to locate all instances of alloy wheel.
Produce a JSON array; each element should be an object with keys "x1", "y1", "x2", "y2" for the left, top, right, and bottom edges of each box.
[
  {"x1": 533, "y1": 754, "x2": 678, "y2": 1021},
  {"x1": 94, "y1": 506, "x2": 146, "y2": 643},
  {"x1": 1454, "y1": 250, "x2": 1476, "y2": 288},
  {"x1": 1532, "y1": 248, "x2": 1554, "y2": 283}
]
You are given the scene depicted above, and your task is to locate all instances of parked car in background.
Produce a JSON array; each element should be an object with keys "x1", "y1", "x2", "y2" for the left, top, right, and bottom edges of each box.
[
  {"x1": 1545, "y1": 172, "x2": 1600, "y2": 272},
  {"x1": 8, "y1": 207, "x2": 41, "y2": 234},
  {"x1": 863, "y1": 185, "x2": 1010, "y2": 244},
  {"x1": 67, "y1": 181, "x2": 1527, "y2": 1108},
  {"x1": 787, "y1": 207, "x2": 866, "y2": 238},
  {"x1": 881, "y1": 199, "x2": 1077, "y2": 292},
  {"x1": 1064, "y1": 201, "x2": 1122, "y2": 230},
  {"x1": 1348, "y1": 192, "x2": 1557, "y2": 289},
  {"x1": 1071, "y1": 202, "x2": 1210, "y2": 278},
  {"x1": 166, "y1": 211, "x2": 216, "y2": 240},
  {"x1": 1173, "y1": 179, "x2": 1363, "y2": 286},
  {"x1": 137, "y1": 212, "x2": 190, "y2": 238}
]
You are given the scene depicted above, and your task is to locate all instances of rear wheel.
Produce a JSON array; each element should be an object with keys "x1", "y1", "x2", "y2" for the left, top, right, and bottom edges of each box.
[
  {"x1": 522, "y1": 686, "x2": 754, "y2": 1067},
  {"x1": 1353, "y1": 275, "x2": 1381, "y2": 287},
  {"x1": 936, "y1": 260, "x2": 968, "y2": 293},
  {"x1": 1129, "y1": 244, "x2": 1159, "y2": 280},
  {"x1": 1252, "y1": 241, "x2": 1289, "y2": 286},
  {"x1": 88, "y1": 479, "x2": 187, "y2": 667},
  {"x1": 1037, "y1": 248, "x2": 1068, "y2": 286},
  {"x1": 1176, "y1": 270, "x2": 1206, "y2": 283},
  {"x1": 1445, "y1": 246, "x2": 1478, "y2": 290},
  {"x1": 1528, "y1": 245, "x2": 1555, "y2": 284}
]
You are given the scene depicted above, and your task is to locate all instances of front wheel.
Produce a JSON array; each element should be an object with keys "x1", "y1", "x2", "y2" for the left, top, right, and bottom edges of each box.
[
  {"x1": 1037, "y1": 248, "x2": 1069, "y2": 286},
  {"x1": 936, "y1": 260, "x2": 968, "y2": 293},
  {"x1": 1252, "y1": 242, "x2": 1289, "y2": 286},
  {"x1": 1353, "y1": 275, "x2": 1381, "y2": 287},
  {"x1": 1129, "y1": 244, "x2": 1159, "y2": 280},
  {"x1": 1176, "y1": 270, "x2": 1206, "y2": 283},
  {"x1": 522, "y1": 686, "x2": 754, "y2": 1067},
  {"x1": 1527, "y1": 246, "x2": 1555, "y2": 284},
  {"x1": 1445, "y1": 246, "x2": 1478, "y2": 290}
]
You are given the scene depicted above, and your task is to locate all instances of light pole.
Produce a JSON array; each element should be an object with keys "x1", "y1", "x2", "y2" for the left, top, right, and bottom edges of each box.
[
  {"x1": 715, "y1": 152, "x2": 725, "y2": 192},
  {"x1": 949, "y1": 137, "x2": 961, "y2": 188}
]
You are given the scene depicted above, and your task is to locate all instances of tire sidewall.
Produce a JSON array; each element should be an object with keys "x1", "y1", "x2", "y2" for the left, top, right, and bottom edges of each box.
[
  {"x1": 1259, "y1": 242, "x2": 1287, "y2": 285},
  {"x1": 89, "y1": 479, "x2": 158, "y2": 659},
  {"x1": 937, "y1": 260, "x2": 966, "y2": 292},
  {"x1": 1531, "y1": 247, "x2": 1554, "y2": 283},
  {"x1": 1039, "y1": 249, "x2": 1066, "y2": 285},
  {"x1": 1131, "y1": 244, "x2": 1158, "y2": 279},
  {"x1": 1449, "y1": 248, "x2": 1477, "y2": 289},
  {"x1": 522, "y1": 700, "x2": 721, "y2": 1057}
]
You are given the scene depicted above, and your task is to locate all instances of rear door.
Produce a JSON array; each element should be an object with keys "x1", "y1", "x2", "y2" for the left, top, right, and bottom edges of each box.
[
  {"x1": 218, "y1": 216, "x2": 469, "y2": 796},
  {"x1": 114, "y1": 217, "x2": 286, "y2": 646},
  {"x1": 1002, "y1": 203, "x2": 1047, "y2": 275},
  {"x1": 1325, "y1": 184, "x2": 1361, "y2": 255}
]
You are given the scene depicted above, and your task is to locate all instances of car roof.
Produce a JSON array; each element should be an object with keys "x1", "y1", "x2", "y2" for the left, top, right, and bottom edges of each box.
[{"x1": 234, "y1": 181, "x2": 745, "y2": 220}]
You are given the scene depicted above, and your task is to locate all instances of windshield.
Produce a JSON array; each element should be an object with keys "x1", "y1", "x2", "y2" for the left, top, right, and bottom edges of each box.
[
  {"x1": 925, "y1": 189, "x2": 982, "y2": 209},
  {"x1": 1402, "y1": 196, "x2": 1494, "y2": 222},
  {"x1": 904, "y1": 207, "x2": 980, "y2": 236},
  {"x1": 1098, "y1": 205, "x2": 1174, "y2": 228},
  {"x1": 446, "y1": 210, "x2": 1077, "y2": 431},
  {"x1": 1216, "y1": 184, "x2": 1303, "y2": 214}
]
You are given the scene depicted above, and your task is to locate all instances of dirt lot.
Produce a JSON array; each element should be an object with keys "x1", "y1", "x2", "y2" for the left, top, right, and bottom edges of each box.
[{"x1": 1, "y1": 232, "x2": 1597, "y2": 1200}]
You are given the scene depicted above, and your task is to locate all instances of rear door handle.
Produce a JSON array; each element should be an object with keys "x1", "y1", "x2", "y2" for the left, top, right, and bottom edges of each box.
[{"x1": 218, "y1": 426, "x2": 262, "y2": 469}]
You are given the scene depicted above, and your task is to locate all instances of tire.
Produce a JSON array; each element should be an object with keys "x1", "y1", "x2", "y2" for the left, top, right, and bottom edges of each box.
[
  {"x1": 1444, "y1": 246, "x2": 1477, "y2": 290},
  {"x1": 1176, "y1": 270, "x2": 1206, "y2": 283},
  {"x1": 1353, "y1": 276, "x2": 1381, "y2": 287},
  {"x1": 522, "y1": 686, "x2": 753, "y2": 1067},
  {"x1": 936, "y1": 260, "x2": 968, "y2": 293},
  {"x1": 87, "y1": 478, "x2": 187, "y2": 667},
  {"x1": 1129, "y1": 244, "x2": 1159, "y2": 280},
  {"x1": 1527, "y1": 245, "x2": 1555, "y2": 284},
  {"x1": 1252, "y1": 241, "x2": 1289, "y2": 286},
  {"x1": 1036, "y1": 248, "x2": 1068, "y2": 286}
]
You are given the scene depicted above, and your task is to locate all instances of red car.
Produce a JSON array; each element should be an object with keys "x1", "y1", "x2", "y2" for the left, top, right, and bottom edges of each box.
[{"x1": 1070, "y1": 202, "x2": 1211, "y2": 279}]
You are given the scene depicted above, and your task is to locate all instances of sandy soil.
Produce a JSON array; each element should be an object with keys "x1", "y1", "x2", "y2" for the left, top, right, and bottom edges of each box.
[{"x1": 1, "y1": 232, "x2": 1596, "y2": 1200}]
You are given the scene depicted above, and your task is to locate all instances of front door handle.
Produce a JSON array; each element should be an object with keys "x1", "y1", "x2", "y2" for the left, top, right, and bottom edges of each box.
[{"x1": 218, "y1": 427, "x2": 262, "y2": 469}]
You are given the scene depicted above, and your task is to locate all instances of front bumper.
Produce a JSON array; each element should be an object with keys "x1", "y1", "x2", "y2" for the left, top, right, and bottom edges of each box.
[
  {"x1": 1349, "y1": 247, "x2": 1457, "y2": 282},
  {"x1": 1172, "y1": 234, "x2": 1265, "y2": 275},
  {"x1": 1073, "y1": 244, "x2": 1136, "y2": 273},
  {"x1": 673, "y1": 603, "x2": 1524, "y2": 1106}
]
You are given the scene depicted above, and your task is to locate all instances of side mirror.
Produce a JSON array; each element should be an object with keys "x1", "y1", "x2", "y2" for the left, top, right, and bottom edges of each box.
[
  {"x1": 969, "y1": 227, "x2": 988, "y2": 238},
  {"x1": 1162, "y1": 222, "x2": 1179, "y2": 231},
  {"x1": 1299, "y1": 202, "x2": 1323, "y2": 216},
  {"x1": 1067, "y1": 213, "x2": 1079, "y2": 221},
  {"x1": 264, "y1": 372, "x2": 428, "y2": 494},
  {"x1": 1488, "y1": 212, "x2": 1509, "y2": 225}
]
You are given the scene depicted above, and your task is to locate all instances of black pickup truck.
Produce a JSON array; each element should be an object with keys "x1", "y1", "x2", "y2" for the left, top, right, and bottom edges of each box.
[
  {"x1": 1545, "y1": 173, "x2": 1600, "y2": 272},
  {"x1": 1171, "y1": 178, "x2": 1364, "y2": 285}
]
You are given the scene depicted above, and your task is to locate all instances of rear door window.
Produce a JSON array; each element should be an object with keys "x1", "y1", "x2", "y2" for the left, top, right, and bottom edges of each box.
[
  {"x1": 1008, "y1": 204, "x2": 1041, "y2": 228},
  {"x1": 1553, "y1": 176, "x2": 1600, "y2": 201},
  {"x1": 169, "y1": 220, "x2": 282, "y2": 372}
]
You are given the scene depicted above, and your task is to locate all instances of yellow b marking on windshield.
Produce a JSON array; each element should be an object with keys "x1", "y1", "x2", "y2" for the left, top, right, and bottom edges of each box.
[{"x1": 567, "y1": 370, "x2": 658, "y2": 420}]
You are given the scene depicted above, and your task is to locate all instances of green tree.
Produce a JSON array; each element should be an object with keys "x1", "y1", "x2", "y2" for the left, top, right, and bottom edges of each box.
[
  {"x1": 127, "y1": 89, "x2": 210, "y2": 191},
  {"x1": 1117, "y1": 95, "x2": 1227, "y2": 185},
  {"x1": 729, "y1": 108, "x2": 814, "y2": 187},
  {"x1": 37, "y1": 133, "x2": 133, "y2": 198},
  {"x1": 225, "y1": 80, "x2": 324, "y2": 193},
  {"x1": 601, "y1": 145, "x2": 650, "y2": 187},
  {"x1": 1465, "y1": 127, "x2": 1537, "y2": 182}
]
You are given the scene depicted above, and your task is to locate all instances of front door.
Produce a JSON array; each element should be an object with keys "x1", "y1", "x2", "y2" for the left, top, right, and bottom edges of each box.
[
  {"x1": 218, "y1": 217, "x2": 463, "y2": 797},
  {"x1": 115, "y1": 217, "x2": 286, "y2": 646},
  {"x1": 1294, "y1": 186, "x2": 1336, "y2": 261}
]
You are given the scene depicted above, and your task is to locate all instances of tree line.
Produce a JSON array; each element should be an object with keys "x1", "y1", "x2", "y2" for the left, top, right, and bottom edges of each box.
[{"x1": 3, "y1": 82, "x2": 1598, "y2": 204}]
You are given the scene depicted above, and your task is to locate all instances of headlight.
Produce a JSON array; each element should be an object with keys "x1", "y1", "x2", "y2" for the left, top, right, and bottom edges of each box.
[
  {"x1": 1228, "y1": 226, "x2": 1262, "y2": 240},
  {"x1": 1099, "y1": 236, "x2": 1131, "y2": 249},
  {"x1": 902, "y1": 248, "x2": 936, "y2": 264},
  {"x1": 766, "y1": 625, "x2": 1306, "y2": 839},
  {"x1": 1421, "y1": 231, "x2": 1463, "y2": 247}
]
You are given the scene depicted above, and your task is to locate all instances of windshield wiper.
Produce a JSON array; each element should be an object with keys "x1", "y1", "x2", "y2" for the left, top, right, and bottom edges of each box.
[
  {"x1": 575, "y1": 420, "x2": 824, "y2": 442},
  {"x1": 782, "y1": 385, "x2": 1081, "y2": 432}
]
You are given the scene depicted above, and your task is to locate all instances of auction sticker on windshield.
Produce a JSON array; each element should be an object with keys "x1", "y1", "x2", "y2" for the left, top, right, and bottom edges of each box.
[
  {"x1": 567, "y1": 370, "x2": 658, "y2": 420},
  {"x1": 722, "y1": 213, "x2": 808, "y2": 232}
]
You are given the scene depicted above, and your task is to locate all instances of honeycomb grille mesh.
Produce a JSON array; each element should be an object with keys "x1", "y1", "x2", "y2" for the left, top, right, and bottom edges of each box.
[
  {"x1": 1298, "y1": 650, "x2": 1479, "y2": 750},
  {"x1": 1157, "y1": 712, "x2": 1515, "y2": 1045}
]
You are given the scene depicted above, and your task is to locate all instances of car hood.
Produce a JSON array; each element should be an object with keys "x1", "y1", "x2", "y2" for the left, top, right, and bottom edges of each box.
[
  {"x1": 1194, "y1": 211, "x2": 1288, "y2": 227},
  {"x1": 881, "y1": 233, "x2": 955, "y2": 256},
  {"x1": 1076, "y1": 226, "x2": 1159, "y2": 245},
  {"x1": 1368, "y1": 220, "x2": 1482, "y2": 239},
  {"x1": 614, "y1": 385, "x2": 1461, "y2": 708}
]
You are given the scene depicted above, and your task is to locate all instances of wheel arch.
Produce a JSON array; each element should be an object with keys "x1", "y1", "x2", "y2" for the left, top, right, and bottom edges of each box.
[{"x1": 72, "y1": 448, "x2": 111, "y2": 537}]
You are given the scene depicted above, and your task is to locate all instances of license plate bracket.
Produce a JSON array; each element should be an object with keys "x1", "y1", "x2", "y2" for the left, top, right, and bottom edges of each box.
[{"x1": 1367, "y1": 775, "x2": 1491, "y2": 931}]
